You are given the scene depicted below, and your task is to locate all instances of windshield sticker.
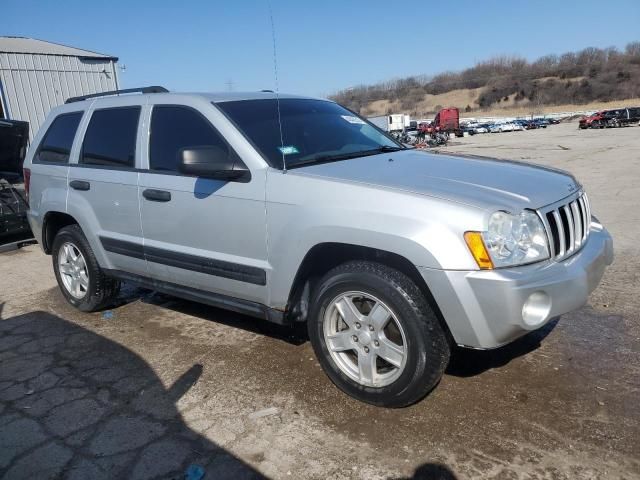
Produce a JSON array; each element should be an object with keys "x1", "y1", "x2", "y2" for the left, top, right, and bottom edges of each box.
[
  {"x1": 341, "y1": 115, "x2": 366, "y2": 125},
  {"x1": 278, "y1": 145, "x2": 299, "y2": 155}
]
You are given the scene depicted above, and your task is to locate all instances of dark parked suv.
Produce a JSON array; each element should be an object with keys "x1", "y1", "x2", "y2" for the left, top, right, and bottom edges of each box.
[{"x1": 1, "y1": 119, "x2": 31, "y2": 245}]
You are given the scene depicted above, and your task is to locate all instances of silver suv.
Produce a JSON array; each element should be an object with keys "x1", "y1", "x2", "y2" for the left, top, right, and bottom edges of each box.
[{"x1": 24, "y1": 87, "x2": 614, "y2": 407}]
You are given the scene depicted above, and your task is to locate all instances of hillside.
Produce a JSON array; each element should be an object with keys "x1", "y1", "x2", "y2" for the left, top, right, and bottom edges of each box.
[{"x1": 331, "y1": 43, "x2": 640, "y2": 117}]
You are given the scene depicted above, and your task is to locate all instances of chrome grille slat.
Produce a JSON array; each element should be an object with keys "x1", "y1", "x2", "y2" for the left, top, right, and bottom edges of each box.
[
  {"x1": 540, "y1": 212, "x2": 556, "y2": 258},
  {"x1": 577, "y1": 196, "x2": 587, "y2": 240},
  {"x1": 564, "y1": 205, "x2": 575, "y2": 253},
  {"x1": 571, "y1": 201, "x2": 582, "y2": 249},
  {"x1": 552, "y1": 210, "x2": 565, "y2": 257},
  {"x1": 538, "y1": 191, "x2": 590, "y2": 262}
]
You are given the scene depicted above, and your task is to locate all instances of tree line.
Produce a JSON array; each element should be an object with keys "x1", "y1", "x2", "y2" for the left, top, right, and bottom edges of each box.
[{"x1": 330, "y1": 43, "x2": 640, "y2": 114}]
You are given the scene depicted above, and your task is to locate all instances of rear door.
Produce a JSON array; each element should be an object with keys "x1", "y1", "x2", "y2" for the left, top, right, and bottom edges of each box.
[
  {"x1": 138, "y1": 101, "x2": 268, "y2": 305},
  {"x1": 67, "y1": 98, "x2": 147, "y2": 276}
]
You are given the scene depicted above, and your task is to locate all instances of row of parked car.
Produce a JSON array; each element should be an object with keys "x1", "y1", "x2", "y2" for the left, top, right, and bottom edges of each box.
[{"x1": 461, "y1": 118, "x2": 559, "y2": 135}]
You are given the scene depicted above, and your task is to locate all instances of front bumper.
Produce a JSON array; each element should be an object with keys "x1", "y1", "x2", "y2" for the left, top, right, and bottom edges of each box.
[{"x1": 419, "y1": 223, "x2": 614, "y2": 349}]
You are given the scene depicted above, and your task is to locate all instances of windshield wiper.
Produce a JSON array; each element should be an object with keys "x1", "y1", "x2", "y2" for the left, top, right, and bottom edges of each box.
[
  {"x1": 375, "y1": 145, "x2": 405, "y2": 152},
  {"x1": 290, "y1": 145, "x2": 405, "y2": 168}
]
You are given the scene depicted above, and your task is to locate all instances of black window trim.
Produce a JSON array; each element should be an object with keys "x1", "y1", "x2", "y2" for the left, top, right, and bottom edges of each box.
[
  {"x1": 33, "y1": 111, "x2": 84, "y2": 165},
  {"x1": 79, "y1": 105, "x2": 142, "y2": 170},
  {"x1": 147, "y1": 103, "x2": 249, "y2": 180},
  {"x1": 212, "y1": 100, "x2": 273, "y2": 168}
]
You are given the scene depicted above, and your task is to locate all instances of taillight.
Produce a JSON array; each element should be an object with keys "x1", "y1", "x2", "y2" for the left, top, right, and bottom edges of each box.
[{"x1": 23, "y1": 168, "x2": 31, "y2": 203}]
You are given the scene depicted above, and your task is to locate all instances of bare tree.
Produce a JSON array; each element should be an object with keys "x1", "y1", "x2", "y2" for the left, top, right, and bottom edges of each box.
[{"x1": 329, "y1": 45, "x2": 640, "y2": 112}]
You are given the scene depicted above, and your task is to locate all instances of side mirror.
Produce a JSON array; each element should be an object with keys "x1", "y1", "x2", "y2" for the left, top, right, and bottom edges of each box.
[{"x1": 179, "y1": 146, "x2": 250, "y2": 182}]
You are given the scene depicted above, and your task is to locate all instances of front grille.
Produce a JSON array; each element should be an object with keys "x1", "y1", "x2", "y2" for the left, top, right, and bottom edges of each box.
[{"x1": 539, "y1": 192, "x2": 591, "y2": 261}]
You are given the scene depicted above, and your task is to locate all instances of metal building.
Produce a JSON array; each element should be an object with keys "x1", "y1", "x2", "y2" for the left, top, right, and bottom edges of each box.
[{"x1": 0, "y1": 36, "x2": 119, "y2": 140}]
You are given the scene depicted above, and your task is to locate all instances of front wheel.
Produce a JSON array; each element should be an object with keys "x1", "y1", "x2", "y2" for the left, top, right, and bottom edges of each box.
[{"x1": 308, "y1": 261, "x2": 450, "y2": 407}]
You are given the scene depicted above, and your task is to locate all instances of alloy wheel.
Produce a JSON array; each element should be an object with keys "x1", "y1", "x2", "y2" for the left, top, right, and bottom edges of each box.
[
  {"x1": 58, "y1": 242, "x2": 89, "y2": 299},
  {"x1": 323, "y1": 291, "x2": 407, "y2": 387}
]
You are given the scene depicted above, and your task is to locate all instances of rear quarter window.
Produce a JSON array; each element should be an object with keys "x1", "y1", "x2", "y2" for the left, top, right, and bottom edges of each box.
[
  {"x1": 81, "y1": 107, "x2": 140, "y2": 168},
  {"x1": 36, "y1": 112, "x2": 83, "y2": 164}
]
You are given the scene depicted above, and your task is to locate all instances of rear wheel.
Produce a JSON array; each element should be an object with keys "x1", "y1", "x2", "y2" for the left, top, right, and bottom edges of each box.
[
  {"x1": 52, "y1": 225, "x2": 120, "y2": 311},
  {"x1": 308, "y1": 261, "x2": 450, "y2": 407}
]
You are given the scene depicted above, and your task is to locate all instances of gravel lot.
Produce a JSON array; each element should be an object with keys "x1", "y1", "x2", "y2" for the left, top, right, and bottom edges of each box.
[{"x1": 1, "y1": 122, "x2": 639, "y2": 479}]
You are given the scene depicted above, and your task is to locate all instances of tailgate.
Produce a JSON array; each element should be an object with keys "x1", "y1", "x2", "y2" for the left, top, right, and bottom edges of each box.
[{"x1": 0, "y1": 119, "x2": 29, "y2": 178}]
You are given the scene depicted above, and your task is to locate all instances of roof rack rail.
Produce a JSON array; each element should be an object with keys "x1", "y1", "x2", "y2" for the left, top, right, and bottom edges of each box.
[{"x1": 65, "y1": 86, "x2": 169, "y2": 104}]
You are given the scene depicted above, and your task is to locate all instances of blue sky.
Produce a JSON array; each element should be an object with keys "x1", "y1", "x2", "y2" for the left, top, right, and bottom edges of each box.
[{"x1": 5, "y1": 0, "x2": 640, "y2": 97}]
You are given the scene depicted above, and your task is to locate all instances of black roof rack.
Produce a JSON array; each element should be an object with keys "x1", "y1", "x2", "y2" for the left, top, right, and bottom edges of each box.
[{"x1": 65, "y1": 86, "x2": 168, "y2": 104}]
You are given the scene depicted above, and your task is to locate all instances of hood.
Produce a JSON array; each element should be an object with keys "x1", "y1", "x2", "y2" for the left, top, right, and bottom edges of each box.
[{"x1": 291, "y1": 149, "x2": 579, "y2": 212}]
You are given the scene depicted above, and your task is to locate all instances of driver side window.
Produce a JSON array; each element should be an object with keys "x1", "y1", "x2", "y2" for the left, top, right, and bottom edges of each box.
[{"x1": 149, "y1": 106, "x2": 229, "y2": 172}]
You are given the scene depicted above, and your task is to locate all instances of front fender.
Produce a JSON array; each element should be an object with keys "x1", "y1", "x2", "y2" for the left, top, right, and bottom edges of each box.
[{"x1": 265, "y1": 170, "x2": 484, "y2": 307}]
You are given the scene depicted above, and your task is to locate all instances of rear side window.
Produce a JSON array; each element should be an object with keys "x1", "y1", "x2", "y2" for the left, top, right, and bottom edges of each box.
[
  {"x1": 149, "y1": 106, "x2": 229, "y2": 172},
  {"x1": 81, "y1": 107, "x2": 140, "y2": 168},
  {"x1": 36, "y1": 112, "x2": 82, "y2": 163}
]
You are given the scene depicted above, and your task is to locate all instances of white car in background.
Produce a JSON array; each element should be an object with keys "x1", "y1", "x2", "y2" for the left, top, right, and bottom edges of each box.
[
  {"x1": 471, "y1": 124, "x2": 489, "y2": 134},
  {"x1": 490, "y1": 123, "x2": 516, "y2": 133}
]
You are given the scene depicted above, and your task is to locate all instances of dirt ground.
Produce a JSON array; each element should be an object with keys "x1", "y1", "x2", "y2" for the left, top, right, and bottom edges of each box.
[{"x1": 1, "y1": 122, "x2": 639, "y2": 479}]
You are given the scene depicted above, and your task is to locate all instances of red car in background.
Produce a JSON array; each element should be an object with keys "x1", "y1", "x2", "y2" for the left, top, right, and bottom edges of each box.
[{"x1": 579, "y1": 111, "x2": 605, "y2": 129}]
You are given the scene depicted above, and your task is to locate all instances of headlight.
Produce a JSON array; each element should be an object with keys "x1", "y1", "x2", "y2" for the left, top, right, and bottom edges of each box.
[
  {"x1": 465, "y1": 210, "x2": 550, "y2": 269},
  {"x1": 483, "y1": 210, "x2": 550, "y2": 267}
]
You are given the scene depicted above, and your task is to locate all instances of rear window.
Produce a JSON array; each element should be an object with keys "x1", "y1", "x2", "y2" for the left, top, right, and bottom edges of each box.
[
  {"x1": 36, "y1": 112, "x2": 83, "y2": 163},
  {"x1": 81, "y1": 107, "x2": 140, "y2": 168}
]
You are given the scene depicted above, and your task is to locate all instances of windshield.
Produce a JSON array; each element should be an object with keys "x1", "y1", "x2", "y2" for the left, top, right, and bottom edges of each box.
[{"x1": 216, "y1": 98, "x2": 402, "y2": 169}]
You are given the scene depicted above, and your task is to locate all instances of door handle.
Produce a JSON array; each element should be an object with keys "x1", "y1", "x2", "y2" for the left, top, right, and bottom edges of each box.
[
  {"x1": 143, "y1": 189, "x2": 171, "y2": 202},
  {"x1": 69, "y1": 180, "x2": 90, "y2": 191}
]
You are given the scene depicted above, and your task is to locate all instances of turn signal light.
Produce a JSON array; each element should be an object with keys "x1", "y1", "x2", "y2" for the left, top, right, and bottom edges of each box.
[{"x1": 464, "y1": 231, "x2": 494, "y2": 270}]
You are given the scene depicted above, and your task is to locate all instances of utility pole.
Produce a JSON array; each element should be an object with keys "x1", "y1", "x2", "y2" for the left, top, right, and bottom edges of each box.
[{"x1": 225, "y1": 79, "x2": 235, "y2": 91}]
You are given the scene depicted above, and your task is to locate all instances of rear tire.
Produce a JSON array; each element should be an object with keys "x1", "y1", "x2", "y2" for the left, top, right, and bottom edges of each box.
[
  {"x1": 52, "y1": 225, "x2": 120, "y2": 312},
  {"x1": 308, "y1": 261, "x2": 450, "y2": 407}
]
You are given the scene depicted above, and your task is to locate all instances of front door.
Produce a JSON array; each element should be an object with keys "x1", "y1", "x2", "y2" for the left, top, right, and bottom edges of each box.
[{"x1": 139, "y1": 103, "x2": 268, "y2": 305}]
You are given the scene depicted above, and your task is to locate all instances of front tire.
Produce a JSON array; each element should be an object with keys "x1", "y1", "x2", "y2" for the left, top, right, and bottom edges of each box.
[
  {"x1": 52, "y1": 225, "x2": 120, "y2": 312},
  {"x1": 308, "y1": 261, "x2": 450, "y2": 407}
]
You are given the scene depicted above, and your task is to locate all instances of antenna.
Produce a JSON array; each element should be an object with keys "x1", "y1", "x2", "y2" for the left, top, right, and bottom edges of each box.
[{"x1": 268, "y1": 2, "x2": 286, "y2": 173}]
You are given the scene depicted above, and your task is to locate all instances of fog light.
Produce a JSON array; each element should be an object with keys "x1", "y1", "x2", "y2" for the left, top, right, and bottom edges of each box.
[{"x1": 522, "y1": 291, "x2": 551, "y2": 326}]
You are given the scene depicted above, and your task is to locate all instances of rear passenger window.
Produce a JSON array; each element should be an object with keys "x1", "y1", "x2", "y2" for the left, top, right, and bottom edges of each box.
[
  {"x1": 81, "y1": 107, "x2": 140, "y2": 168},
  {"x1": 37, "y1": 112, "x2": 82, "y2": 163},
  {"x1": 149, "y1": 106, "x2": 229, "y2": 172}
]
